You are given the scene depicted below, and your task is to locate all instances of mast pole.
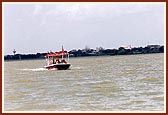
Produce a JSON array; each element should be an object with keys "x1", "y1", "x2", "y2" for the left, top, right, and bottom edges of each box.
[
  {"x1": 62, "y1": 45, "x2": 64, "y2": 60},
  {"x1": 68, "y1": 53, "x2": 69, "y2": 62},
  {"x1": 48, "y1": 56, "x2": 49, "y2": 65}
]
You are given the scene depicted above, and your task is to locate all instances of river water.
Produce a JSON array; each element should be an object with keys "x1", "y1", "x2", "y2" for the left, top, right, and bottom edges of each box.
[{"x1": 3, "y1": 53, "x2": 165, "y2": 112}]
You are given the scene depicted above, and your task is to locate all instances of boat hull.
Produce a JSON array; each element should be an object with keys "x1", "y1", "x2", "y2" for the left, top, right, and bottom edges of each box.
[{"x1": 44, "y1": 63, "x2": 70, "y2": 70}]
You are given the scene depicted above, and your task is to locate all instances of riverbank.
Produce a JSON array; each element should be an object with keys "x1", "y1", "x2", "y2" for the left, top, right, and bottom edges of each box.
[{"x1": 4, "y1": 45, "x2": 164, "y2": 61}]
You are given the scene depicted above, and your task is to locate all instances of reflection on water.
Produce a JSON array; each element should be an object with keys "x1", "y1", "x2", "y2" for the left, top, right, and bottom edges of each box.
[{"x1": 4, "y1": 53, "x2": 164, "y2": 111}]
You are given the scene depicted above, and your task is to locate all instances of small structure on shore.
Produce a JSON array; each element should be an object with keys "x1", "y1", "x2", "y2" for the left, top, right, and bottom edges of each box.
[{"x1": 13, "y1": 49, "x2": 16, "y2": 55}]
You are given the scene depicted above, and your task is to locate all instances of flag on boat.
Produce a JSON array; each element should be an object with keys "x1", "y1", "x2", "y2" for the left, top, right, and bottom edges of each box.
[{"x1": 62, "y1": 45, "x2": 64, "y2": 52}]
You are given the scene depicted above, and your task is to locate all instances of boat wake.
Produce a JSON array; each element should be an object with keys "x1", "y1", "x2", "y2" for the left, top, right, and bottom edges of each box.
[
  {"x1": 21, "y1": 67, "x2": 82, "y2": 71},
  {"x1": 21, "y1": 68, "x2": 47, "y2": 72},
  {"x1": 71, "y1": 66, "x2": 83, "y2": 70}
]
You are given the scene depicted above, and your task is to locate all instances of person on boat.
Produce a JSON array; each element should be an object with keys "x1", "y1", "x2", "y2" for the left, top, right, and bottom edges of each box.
[
  {"x1": 56, "y1": 58, "x2": 61, "y2": 64},
  {"x1": 61, "y1": 59, "x2": 67, "y2": 64},
  {"x1": 49, "y1": 57, "x2": 53, "y2": 65}
]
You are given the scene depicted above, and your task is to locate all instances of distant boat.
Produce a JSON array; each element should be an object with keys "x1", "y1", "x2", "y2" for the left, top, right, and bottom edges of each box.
[{"x1": 44, "y1": 47, "x2": 71, "y2": 70}]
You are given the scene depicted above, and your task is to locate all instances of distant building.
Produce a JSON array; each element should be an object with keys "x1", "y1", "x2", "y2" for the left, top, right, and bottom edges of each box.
[
  {"x1": 147, "y1": 45, "x2": 161, "y2": 49},
  {"x1": 120, "y1": 45, "x2": 132, "y2": 49},
  {"x1": 96, "y1": 47, "x2": 104, "y2": 52}
]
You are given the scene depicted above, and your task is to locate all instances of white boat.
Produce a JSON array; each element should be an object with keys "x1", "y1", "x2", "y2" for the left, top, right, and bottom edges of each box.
[{"x1": 44, "y1": 47, "x2": 71, "y2": 70}]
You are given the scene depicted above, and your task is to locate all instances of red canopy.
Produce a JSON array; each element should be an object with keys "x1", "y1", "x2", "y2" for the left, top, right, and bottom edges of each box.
[{"x1": 45, "y1": 51, "x2": 69, "y2": 57}]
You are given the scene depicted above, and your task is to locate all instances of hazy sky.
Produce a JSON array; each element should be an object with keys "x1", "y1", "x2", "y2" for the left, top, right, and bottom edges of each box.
[{"x1": 4, "y1": 2, "x2": 165, "y2": 54}]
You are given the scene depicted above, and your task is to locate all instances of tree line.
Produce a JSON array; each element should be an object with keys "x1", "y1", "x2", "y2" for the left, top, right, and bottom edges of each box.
[{"x1": 4, "y1": 45, "x2": 164, "y2": 61}]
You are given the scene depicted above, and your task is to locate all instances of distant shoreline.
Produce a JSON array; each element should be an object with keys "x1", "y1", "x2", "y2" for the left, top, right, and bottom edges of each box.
[
  {"x1": 4, "y1": 45, "x2": 164, "y2": 61},
  {"x1": 4, "y1": 52, "x2": 164, "y2": 62}
]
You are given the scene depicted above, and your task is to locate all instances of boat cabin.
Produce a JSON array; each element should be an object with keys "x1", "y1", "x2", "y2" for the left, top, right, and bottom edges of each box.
[{"x1": 44, "y1": 51, "x2": 70, "y2": 70}]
